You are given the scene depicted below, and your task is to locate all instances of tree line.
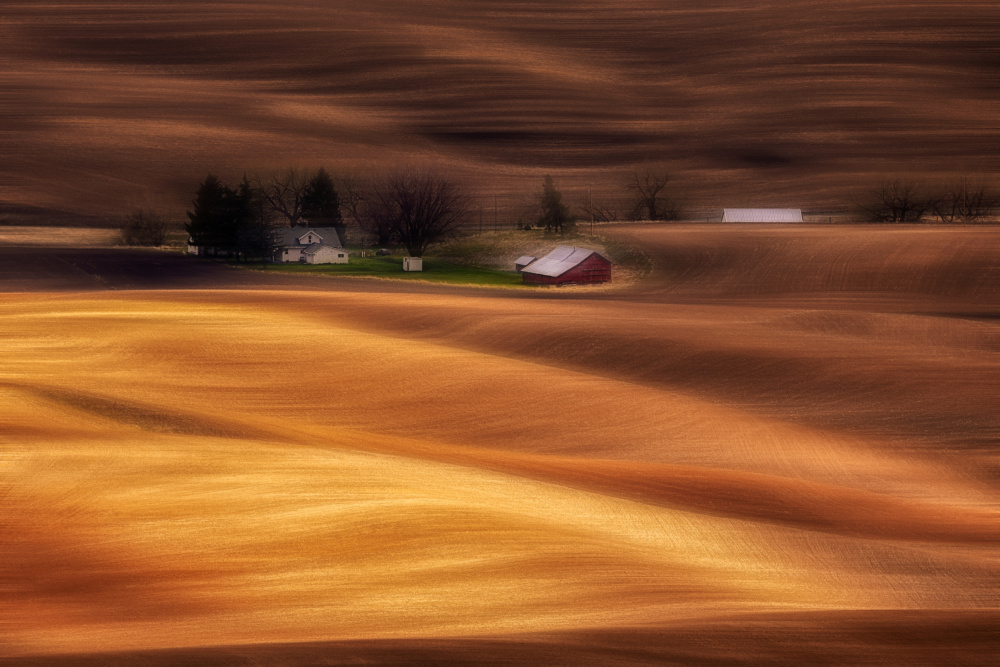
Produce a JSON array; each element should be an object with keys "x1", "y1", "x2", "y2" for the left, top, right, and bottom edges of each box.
[
  {"x1": 513, "y1": 170, "x2": 678, "y2": 233},
  {"x1": 185, "y1": 170, "x2": 344, "y2": 261},
  {"x1": 572, "y1": 173, "x2": 998, "y2": 225},
  {"x1": 179, "y1": 169, "x2": 616, "y2": 258},
  {"x1": 118, "y1": 169, "x2": 998, "y2": 251},
  {"x1": 858, "y1": 178, "x2": 999, "y2": 224},
  {"x1": 182, "y1": 169, "x2": 470, "y2": 259},
  {"x1": 120, "y1": 168, "x2": 684, "y2": 252}
]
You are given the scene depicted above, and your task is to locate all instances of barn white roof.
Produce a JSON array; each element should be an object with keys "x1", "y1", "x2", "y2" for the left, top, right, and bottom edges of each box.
[
  {"x1": 722, "y1": 208, "x2": 803, "y2": 223},
  {"x1": 521, "y1": 245, "x2": 604, "y2": 277}
]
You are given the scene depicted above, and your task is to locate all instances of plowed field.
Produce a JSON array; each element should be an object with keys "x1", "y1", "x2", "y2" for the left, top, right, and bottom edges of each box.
[
  {"x1": 5, "y1": 1, "x2": 1000, "y2": 216},
  {"x1": 1, "y1": 225, "x2": 998, "y2": 664}
]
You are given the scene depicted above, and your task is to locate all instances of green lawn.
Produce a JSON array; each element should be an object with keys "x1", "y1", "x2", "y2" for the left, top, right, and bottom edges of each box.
[{"x1": 255, "y1": 256, "x2": 527, "y2": 287}]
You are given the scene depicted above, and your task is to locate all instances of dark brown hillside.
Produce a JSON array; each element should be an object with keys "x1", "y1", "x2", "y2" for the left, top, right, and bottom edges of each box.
[{"x1": 3, "y1": 1, "x2": 1000, "y2": 218}]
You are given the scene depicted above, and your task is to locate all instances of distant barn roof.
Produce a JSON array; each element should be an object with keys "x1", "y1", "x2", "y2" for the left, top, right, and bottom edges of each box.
[
  {"x1": 521, "y1": 245, "x2": 607, "y2": 278},
  {"x1": 722, "y1": 208, "x2": 803, "y2": 223}
]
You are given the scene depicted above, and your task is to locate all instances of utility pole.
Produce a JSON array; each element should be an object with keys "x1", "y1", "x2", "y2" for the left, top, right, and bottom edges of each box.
[
  {"x1": 589, "y1": 184, "x2": 594, "y2": 235},
  {"x1": 494, "y1": 195, "x2": 498, "y2": 232}
]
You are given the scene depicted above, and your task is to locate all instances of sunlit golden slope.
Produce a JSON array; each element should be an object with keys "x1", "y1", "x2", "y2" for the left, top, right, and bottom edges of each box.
[{"x1": 1, "y1": 285, "x2": 998, "y2": 659}]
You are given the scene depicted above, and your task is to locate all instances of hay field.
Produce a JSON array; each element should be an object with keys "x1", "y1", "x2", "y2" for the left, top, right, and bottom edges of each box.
[
  {"x1": 4, "y1": 1, "x2": 1000, "y2": 219},
  {"x1": 1, "y1": 225, "x2": 999, "y2": 664}
]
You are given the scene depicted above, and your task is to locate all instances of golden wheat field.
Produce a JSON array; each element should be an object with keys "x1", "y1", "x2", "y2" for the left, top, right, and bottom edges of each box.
[{"x1": 1, "y1": 225, "x2": 998, "y2": 664}]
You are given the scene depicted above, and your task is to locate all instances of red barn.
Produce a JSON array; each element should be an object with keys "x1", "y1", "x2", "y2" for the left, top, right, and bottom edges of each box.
[{"x1": 521, "y1": 245, "x2": 612, "y2": 285}]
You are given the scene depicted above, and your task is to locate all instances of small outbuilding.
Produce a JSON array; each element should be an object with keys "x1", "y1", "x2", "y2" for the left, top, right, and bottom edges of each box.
[
  {"x1": 722, "y1": 208, "x2": 803, "y2": 223},
  {"x1": 514, "y1": 255, "x2": 537, "y2": 272},
  {"x1": 521, "y1": 245, "x2": 611, "y2": 286}
]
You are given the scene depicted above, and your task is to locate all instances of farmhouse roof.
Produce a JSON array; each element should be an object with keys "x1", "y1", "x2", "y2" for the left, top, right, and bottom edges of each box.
[
  {"x1": 722, "y1": 208, "x2": 803, "y2": 223},
  {"x1": 521, "y1": 245, "x2": 607, "y2": 278},
  {"x1": 277, "y1": 226, "x2": 343, "y2": 247},
  {"x1": 515, "y1": 255, "x2": 537, "y2": 266}
]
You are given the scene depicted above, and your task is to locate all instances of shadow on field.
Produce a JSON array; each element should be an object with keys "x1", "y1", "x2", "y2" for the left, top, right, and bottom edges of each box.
[{"x1": 4, "y1": 611, "x2": 998, "y2": 666}]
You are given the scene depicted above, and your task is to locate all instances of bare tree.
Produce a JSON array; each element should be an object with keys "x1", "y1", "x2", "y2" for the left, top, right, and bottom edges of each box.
[
  {"x1": 359, "y1": 172, "x2": 469, "y2": 255},
  {"x1": 338, "y1": 173, "x2": 365, "y2": 226},
  {"x1": 933, "y1": 178, "x2": 997, "y2": 224},
  {"x1": 119, "y1": 209, "x2": 169, "y2": 246},
  {"x1": 626, "y1": 169, "x2": 678, "y2": 221},
  {"x1": 255, "y1": 169, "x2": 309, "y2": 227},
  {"x1": 859, "y1": 179, "x2": 937, "y2": 223},
  {"x1": 579, "y1": 197, "x2": 619, "y2": 224},
  {"x1": 335, "y1": 171, "x2": 370, "y2": 246},
  {"x1": 392, "y1": 172, "x2": 469, "y2": 256},
  {"x1": 355, "y1": 175, "x2": 398, "y2": 247}
]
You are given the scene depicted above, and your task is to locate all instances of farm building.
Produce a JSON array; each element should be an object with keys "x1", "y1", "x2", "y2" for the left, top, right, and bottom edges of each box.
[
  {"x1": 520, "y1": 245, "x2": 611, "y2": 285},
  {"x1": 514, "y1": 255, "x2": 537, "y2": 272},
  {"x1": 722, "y1": 208, "x2": 803, "y2": 223},
  {"x1": 274, "y1": 227, "x2": 347, "y2": 264}
]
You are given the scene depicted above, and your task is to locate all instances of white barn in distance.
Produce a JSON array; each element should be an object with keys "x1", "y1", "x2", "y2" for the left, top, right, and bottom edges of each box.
[{"x1": 723, "y1": 208, "x2": 803, "y2": 223}]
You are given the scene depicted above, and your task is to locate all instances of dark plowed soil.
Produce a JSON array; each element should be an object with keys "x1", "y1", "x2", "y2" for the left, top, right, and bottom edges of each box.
[{"x1": 0, "y1": 248, "x2": 463, "y2": 294}]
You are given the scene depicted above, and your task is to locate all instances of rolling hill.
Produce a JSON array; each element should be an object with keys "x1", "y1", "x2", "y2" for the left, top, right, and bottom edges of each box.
[{"x1": 3, "y1": 1, "x2": 1000, "y2": 220}]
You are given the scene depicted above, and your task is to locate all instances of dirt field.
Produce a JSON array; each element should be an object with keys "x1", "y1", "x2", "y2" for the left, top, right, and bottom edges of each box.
[
  {"x1": 0, "y1": 228, "x2": 118, "y2": 248},
  {"x1": 1, "y1": 225, "x2": 998, "y2": 664},
  {"x1": 5, "y1": 2, "x2": 1000, "y2": 219}
]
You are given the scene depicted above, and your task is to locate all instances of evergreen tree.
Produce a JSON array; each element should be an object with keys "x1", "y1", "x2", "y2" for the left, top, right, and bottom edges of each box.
[
  {"x1": 235, "y1": 175, "x2": 277, "y2": 262},
  {"x1": 301, "y1": 168, "x2": 345, "y2": 244},
  {"x1": 186, "y1": 174, "x2": 276, "y2": 260},
  {"x1": 186, "y1": 174, "x2": 236, "y2": 256},
  {"x1": 537, "y1": 175, "x2": 575, "y2": 235}
]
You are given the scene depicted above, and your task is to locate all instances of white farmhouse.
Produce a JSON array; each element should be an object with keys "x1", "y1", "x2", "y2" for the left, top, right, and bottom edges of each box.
[{"x1": 274, "y1": 227, "x2": 348, "y2": 264}]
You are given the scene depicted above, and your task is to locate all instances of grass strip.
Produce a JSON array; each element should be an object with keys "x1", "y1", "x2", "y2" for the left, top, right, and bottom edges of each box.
[{"x1": 250, "y1": 256, "x2": 527, "y2": 287}]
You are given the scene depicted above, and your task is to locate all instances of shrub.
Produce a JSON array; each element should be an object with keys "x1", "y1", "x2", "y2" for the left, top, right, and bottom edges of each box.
[{"x1": 119, "y1": 209, "x2": 169, "y2": 246}]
